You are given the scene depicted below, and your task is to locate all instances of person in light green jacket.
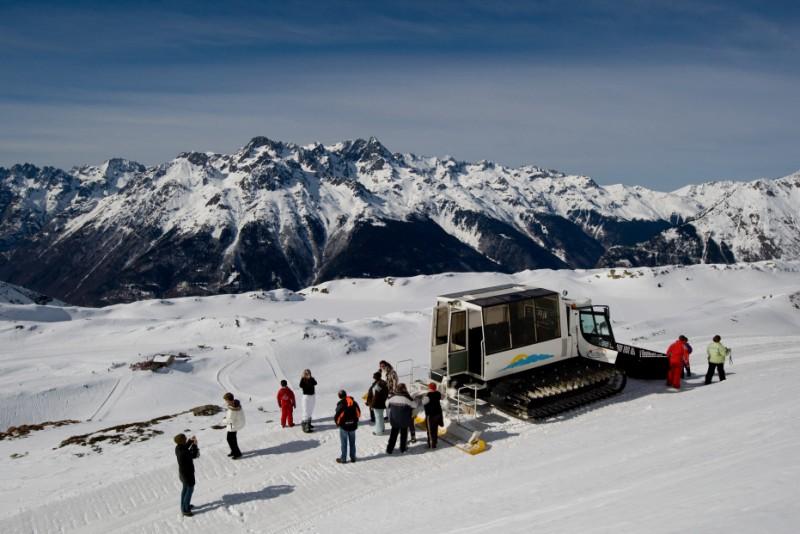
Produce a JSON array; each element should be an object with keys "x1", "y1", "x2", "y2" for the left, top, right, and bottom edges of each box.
[{"x1": 705, "y1": 335, "x2": 730, "y2": 384}]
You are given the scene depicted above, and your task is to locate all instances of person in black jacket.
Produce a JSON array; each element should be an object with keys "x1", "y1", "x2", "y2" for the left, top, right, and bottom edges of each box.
[
  {"x1": 174, "y1": 433, "x2": 199, "y2": 517},
  {"x1": 386, "y1": 383, "x2": 415, "y2": 454},
  {"x1": 334, "y1": 390, "x2": 361, "y2": 464},
  {"x1": 366, "y1": 371, "x2": 389, "y2": 435},
  {"x1": 422, "y1": 383, "x2": 444, "y2": 449},
  {"x1": 299, "y1": 369, "x2": 317, "y2": 433}
]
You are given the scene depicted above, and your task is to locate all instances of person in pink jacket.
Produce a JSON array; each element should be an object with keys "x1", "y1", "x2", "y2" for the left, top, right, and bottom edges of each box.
[{"x1": 277, "y1": 380, "x2": 296, "y2": 428}]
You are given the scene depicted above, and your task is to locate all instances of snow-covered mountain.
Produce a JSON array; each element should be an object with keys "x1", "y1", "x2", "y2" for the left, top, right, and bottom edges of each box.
[
  {"x1": 600, "y1": 172, "x2": 800, "y2": 266},
  {"x1": 1, "y1": 137, "x2": 798, "y2": 305}
]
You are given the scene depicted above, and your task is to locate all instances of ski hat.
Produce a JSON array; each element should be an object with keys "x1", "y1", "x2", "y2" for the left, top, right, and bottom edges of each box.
[
  {"x1": 232, "y1": 399, "x2": 241, "y2": 409},
  {"x1": 679, "y1": 335, "x2": 688, "y2": 342},
  {"x1": 373, "y1": 371, "x2": 382, "y2": 380},
  {"x1": 428, "y1": 382, "x2": 437, "y2": 391}
]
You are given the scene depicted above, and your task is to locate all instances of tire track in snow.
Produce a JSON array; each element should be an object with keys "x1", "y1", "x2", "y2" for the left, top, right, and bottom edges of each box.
[
  {"x1": 87, "y1": 373, "x2": 133, "y2": 422},
  {"x1": 0, "y1": 418, "x2": 474, "y2": 534},
  {"x1": 215, "y1": 350, "x2": 252, "y2": 396},
  {"x1": 262, "y1": 340, "x2": 285, "y2": 381}
]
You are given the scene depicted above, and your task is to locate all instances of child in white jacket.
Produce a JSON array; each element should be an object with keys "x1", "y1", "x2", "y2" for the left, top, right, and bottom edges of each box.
[{"x1": 222, "y1": 392, "x2": 245, "y2": 459}]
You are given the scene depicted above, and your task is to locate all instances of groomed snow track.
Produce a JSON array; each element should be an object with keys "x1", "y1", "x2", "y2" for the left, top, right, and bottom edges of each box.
[{"x1": 488, "y1": 358, "x2": 627, "y2": 420}]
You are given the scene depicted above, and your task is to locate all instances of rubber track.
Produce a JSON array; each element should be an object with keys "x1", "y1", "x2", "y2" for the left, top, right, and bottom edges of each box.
[{"x1": 489, "y1": 358, "x2": 627, "y2": 420}]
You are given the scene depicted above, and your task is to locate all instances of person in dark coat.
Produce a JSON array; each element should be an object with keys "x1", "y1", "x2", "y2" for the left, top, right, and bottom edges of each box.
[
  {"x1": 366, "y1": 371, "x2": 389, "y2": 435},
  {"x1": 422, "y1": 382, "x2": 444, "y2": 449},
  {"x1": 334, "y1": 389, "x2": 361, "y2": 464},
  {"x1": 174, "y1": 433, "x2": 199, "y2": 517},
  {"x1": 299, "y1": 369, "x2": 317, "y2": 433},
  {"x1": 683, "y1": 341, "x2": 694, "y2": 377},
  {"x1": 386, "y1": 383, "x2": 415, "y2": 454}
]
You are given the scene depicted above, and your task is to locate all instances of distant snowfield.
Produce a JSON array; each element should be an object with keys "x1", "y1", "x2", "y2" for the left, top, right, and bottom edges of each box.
[{"x1": 1, "y1": 263, "x2": 799, "y2": 533}]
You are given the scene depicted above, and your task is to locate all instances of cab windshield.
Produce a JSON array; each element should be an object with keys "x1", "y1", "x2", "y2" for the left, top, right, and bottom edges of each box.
[{"x1": 579, "y1": 306, "x2": 616, "y2": 349}]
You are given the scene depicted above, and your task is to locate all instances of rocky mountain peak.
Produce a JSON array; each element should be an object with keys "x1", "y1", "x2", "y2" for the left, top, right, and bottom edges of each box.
[
  {"x1": 176, "y1": 152, "x2": 212, "y2": 167},
  {"x1": 339, "y1": 137, "x2": 393, "y2": 162},
  {"x1": 242, "y1": 136, "x2": 287, "y2": 156}
]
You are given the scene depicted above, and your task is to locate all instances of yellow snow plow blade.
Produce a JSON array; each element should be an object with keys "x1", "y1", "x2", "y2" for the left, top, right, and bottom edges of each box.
[
  {"x1": 415, "y1": 415, "x2": 487, "y2": 455},
  {"x1": 441, "y1": 428, "x2": 486, "y2": 455}
]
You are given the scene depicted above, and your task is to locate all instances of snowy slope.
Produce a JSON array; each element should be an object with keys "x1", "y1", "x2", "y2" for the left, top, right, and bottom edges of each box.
[
  {"x1": 1, "y1": 262, "x2": 799, "y2": 533},
  {"x1": 0, "y1": 281, "x2": 62, "y2": 305}
]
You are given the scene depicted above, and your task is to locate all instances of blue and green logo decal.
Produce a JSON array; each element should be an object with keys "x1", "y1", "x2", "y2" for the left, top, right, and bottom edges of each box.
[{"x1": 502, "y1": 353, "x2": 554, "y2": 370}]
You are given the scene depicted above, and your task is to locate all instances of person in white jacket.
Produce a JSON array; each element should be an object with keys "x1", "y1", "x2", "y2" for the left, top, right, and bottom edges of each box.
[{"x1": 222, "y1": 392, "x2": 245, "y2": 459}]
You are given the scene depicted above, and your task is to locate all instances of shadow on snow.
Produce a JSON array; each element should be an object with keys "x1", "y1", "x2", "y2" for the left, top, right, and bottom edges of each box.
[
  {"x1": 240, "y1": 439, "x2": 320, "y2": 459},
  {"x1": 193, "y1": 485, "x2": 295, "y2": 514}
]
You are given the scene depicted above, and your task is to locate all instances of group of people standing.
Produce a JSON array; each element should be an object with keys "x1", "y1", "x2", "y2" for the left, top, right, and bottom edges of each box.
[
  {"x1": 173, "y1": 369, "x2": 319, "y2": 516},
  {"x1": 334, "y1": 359, "x2": 444, "y2": 463},
  {"x1": 174, "y1": 361, "x2": 446, "y2": 515},
  {"x1": 666, "y1": 334, "x2": 731, "y2": 389},
  {"x1": 368, "y1": 361, "x2": 443, "y2": 449}
]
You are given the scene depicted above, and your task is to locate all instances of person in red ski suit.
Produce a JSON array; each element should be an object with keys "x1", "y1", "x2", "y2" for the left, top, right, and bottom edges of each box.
[
  {"x1": 666, "y1": 335, "x2": 689, "y2": 389},
  {"x1": 277, "y1": 380, "x2": 296, "y2": 427}
]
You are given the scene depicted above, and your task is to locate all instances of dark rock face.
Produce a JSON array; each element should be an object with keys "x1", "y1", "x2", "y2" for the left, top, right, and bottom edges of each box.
[
  {"x1": 598, "y1": 224, "x2": 736, "y2": 267},
  {"x1": 448, "y1": 209, "x2": 567, "y2": 271},
  {"x1": 569, "y1": 210, "x2": 675, "y2": 247},
  {"x1": 317, "y1": 217, "x2": 501, "y2": 281},
  {"x1": 524, "y1": 213, "x2": 606, "y2": 268}
]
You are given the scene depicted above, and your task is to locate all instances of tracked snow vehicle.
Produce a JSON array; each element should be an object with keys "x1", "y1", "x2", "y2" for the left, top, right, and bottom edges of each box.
[{"x1": 429, "y1": 284, "x2": 666, "y2": 419}]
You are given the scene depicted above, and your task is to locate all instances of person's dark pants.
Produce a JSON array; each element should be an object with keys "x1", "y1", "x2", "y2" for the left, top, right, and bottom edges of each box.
[
  {"x1": 180, "y1": 483, "x2": 194, "y2": 513},
  {"x1": 386, "y1": 426, "x2": 408, "y2": 453},
  {"x1": 426, "y1": 414, "x2": 443, "y2": 448},
  {"x1": 339, "y1": 428, "x2": 356, "y2": 462},
  {"x1": 369, "y1": 407, "x2": 375, "y2": 423},
  {"x1": 226, "y1": 431, "x2": 241, "y2": 457},
  {"x1": 705, "y1": 362, "x2": 726, "y2": 384}
]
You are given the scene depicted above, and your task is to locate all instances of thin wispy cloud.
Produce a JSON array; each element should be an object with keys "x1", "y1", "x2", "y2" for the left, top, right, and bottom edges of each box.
[{"x1": 0, "y1": 0, "x2": 798, "y2": 189}]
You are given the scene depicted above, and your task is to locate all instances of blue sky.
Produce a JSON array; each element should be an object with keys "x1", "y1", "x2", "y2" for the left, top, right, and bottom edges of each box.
[{"x1": 1, "y1": 0, "x2": 798, "y2": 189}]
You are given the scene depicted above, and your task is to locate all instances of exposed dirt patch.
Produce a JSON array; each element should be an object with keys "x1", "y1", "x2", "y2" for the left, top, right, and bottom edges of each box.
[
  {"x1": 58, "y1": 414, "x2": 180, "y2": 453},
  {"x1": 790, "y1": 291, "x2": 800, "y2": 310},
  {"x1": 192, "y1": 404, "x2": 222, "y2": 416},
  {"x1": 0, "y1": 420, "x2": 80, "y2": 442},
  {"x1": 58, "y1": 405, "x2": 221, "y2": 454}
]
